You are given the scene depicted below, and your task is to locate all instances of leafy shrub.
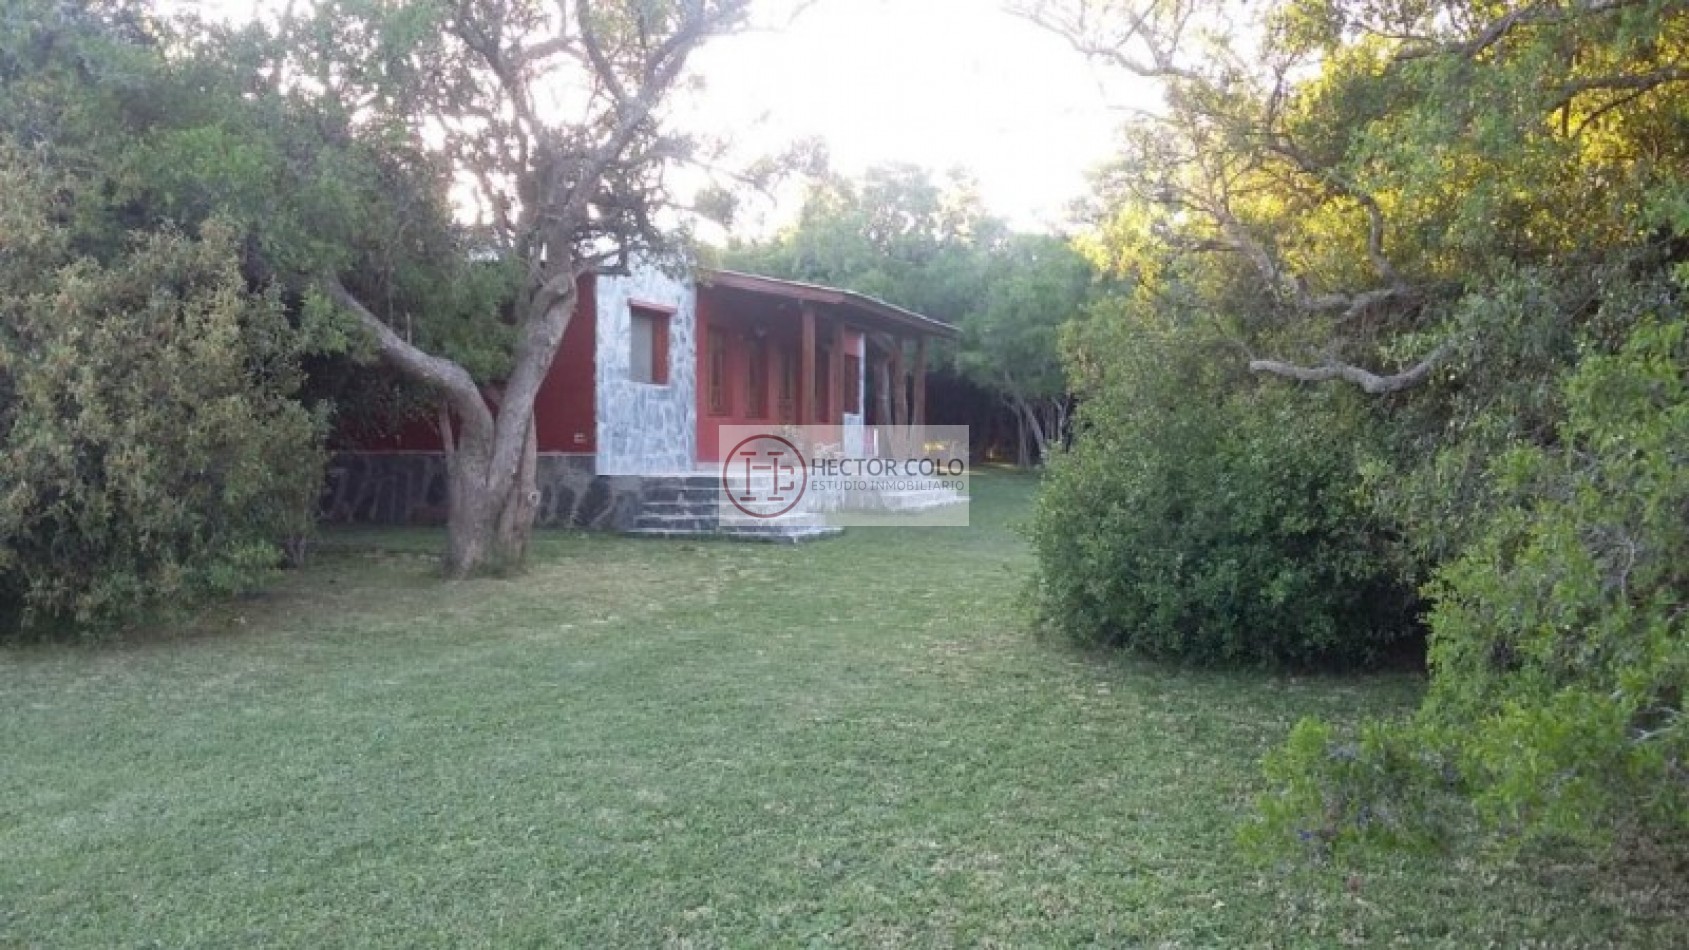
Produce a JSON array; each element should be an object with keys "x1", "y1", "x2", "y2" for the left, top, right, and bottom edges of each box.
[
  {"x1": 1253, "y1": 317, "x2": 1689, "y2": 851},
  {"x1": 0, "y1": 220, "x2": 325, "y2": 631},
  {"x1": 1423, "y1": 317, "x2": 1689, "y2": 837},
  {"x1": 1246, "y1": 717, "x2": 1467, "y2": 857},
  {"x1": 1028, "y1": 326, "x2": 1419, "y2": 666}
]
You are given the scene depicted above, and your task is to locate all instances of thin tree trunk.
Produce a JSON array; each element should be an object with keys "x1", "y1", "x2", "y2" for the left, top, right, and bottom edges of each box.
[
  {"x1": 1007, "y1": 394, "x2": 1048, "y2": 468},
  {"x1": 874, "y1": 351, "x2": 893, "y2": 436},
  {"x1": 1010, "y1": 396, "x2": 1031, "y2": 468},
  {"x1": 888, "y1": 342, "x2": 914, "y2": 457},
  {"x1": 1024, "y1": 402, "x2": 1049, "y2": 464}
]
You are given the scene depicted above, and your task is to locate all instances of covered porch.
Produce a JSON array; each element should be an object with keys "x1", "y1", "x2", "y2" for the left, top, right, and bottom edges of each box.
[{"x1": 692, "y1": 269, "x2": 959, "y2": 464}]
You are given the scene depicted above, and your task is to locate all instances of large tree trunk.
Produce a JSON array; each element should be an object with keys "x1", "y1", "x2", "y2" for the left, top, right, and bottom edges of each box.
[
  {"x1": 445, "y1": 459, "x2": 495, "y2": 577},
  {"x1": 329, "y1": 278, "x2": 572, "y2": 579},
  {"x1": 436, "y1": 399, "x2": 519, "y2": 578},
  {"x1": 442, "y1": 316, "x2": 558, "y2": 578},
  {"x1": 440, "y1": 400, "x2": 541, "y2": 578}
]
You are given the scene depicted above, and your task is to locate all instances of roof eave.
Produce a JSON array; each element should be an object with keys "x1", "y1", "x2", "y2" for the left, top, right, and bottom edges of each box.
[{"x1": 698, "y1": 269, "x2": 959, "y2": 340}]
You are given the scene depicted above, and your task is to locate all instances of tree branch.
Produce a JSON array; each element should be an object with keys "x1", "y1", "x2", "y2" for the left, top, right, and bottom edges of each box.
[
  {"x1": 1010, "y1": 0, "x2": 1206, "y2": 82},
  {"x1": 1249, "y1": 344, "x2": 1448, "y2": 395},
  {"x1": 322, "y1": 276, "x2": 494, "y2": 434},
  {"x1": 1264, "y1": 136, "x2": 1401, "y2": 286},
  {"x1": 1394, "y1": 0, "x2": 1641, "y2": 62},
  {"x1": 1556, "y1": 63, "x2": 1689, "y2": 137}
]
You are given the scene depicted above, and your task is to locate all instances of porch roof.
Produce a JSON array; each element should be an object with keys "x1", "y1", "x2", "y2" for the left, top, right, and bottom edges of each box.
[{"x1": 697, "y1": 269, "x2": 960, "y2": 340}]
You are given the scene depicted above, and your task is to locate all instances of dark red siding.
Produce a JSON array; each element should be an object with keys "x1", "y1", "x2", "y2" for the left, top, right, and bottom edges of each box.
[{"x1": 534, "y1": 273, "x2": 597, "y2": 452}]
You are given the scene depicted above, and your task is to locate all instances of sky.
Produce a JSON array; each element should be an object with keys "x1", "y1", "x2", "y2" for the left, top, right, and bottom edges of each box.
[
  {"x1": 682, "y1": 0, "x2": 1152, "y2": 233},
  {"x1": 170, "y1": 0, "x2": 1155, "y2": 235}
]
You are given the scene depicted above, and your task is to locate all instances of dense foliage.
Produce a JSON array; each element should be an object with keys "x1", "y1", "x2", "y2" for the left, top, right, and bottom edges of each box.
[
  {"x1": 0, "y1": 0, "x2": 735, "y2": 621},
  {"x1": 0, "y1": 2, "x2": 339, "y2": 631},
  {"x1": 725, "y1": 166, "x2": 1001, "y2": 323},
  {"x1": 1024, "y1": 0, "x2": 1689, "y2": 850},
  {"x1": 1425, "y1": 315, "x2": 1689, "y2": 838},
  {"x1": 0, "y1": 221, "x2": 324, "y2": 629},
  {"x1": 1253, "y1": 312, "x2": 1689, "y2": 853},
  {"x1": 1031, "y1": 312, "x2": 1416, "y2": 666}
]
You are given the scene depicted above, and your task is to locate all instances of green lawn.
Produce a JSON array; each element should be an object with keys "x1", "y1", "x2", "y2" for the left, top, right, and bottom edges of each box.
[{"x1": 2, "y1": 472, "x2": 1680, "y2": 947}]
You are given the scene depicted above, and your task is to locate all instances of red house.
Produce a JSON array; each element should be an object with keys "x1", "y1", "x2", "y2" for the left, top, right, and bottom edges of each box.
[{"x1": 322, "y1": 263, "x2": 958, "y2": 539}]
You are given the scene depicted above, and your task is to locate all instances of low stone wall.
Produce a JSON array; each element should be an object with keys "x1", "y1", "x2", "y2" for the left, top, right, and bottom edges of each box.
[{"x1": 320, "y1": 453, "x2": 651, "y2": 531}]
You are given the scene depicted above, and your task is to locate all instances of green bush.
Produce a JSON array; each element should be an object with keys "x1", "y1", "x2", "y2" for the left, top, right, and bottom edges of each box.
[
  {"x1": 1252, "y1": 317, "x2": 1689, "y2": 851},
  {"x1": 0, "y1": 220, "x2": 325, "y2": 631},
  {"x1": 1246, "y1": 717, "x2": 1467, "y2": 857},
  {"x1": 1424, "y1": 317, "x2": 1689, "y2": 837},
  {"x1": 1028, "y1": 328, "x2": 1419, "y2": 666}
]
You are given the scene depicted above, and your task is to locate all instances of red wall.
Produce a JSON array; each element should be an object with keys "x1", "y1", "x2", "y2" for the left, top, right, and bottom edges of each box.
[
  {"x1": 336, "y1": 273, "x2": 597, "y2": 453},
  {"x1": 535, "y1": 273, "x2": 597, "y2": 452}
]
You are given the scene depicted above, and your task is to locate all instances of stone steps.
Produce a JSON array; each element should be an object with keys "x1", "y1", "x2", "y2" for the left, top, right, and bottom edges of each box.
[
  {"x1": 638, "y1": 474, "x2": 723, "y2": 505},
  {"x1": 624, "y1": 474, "x2": 838, "y2": 543}
]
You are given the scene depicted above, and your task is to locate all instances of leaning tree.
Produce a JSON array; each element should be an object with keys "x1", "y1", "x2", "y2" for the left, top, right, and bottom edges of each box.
[{"x1": 277, "y1": 0, "x2": 749, "y2": 576}]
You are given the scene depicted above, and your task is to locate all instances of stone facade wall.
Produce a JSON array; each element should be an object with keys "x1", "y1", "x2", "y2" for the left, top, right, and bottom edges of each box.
[
  {"x1": 320, "y1": 452, "x2": 651, "y2": 531},
  {"x1": 595, "y1": 264, "x2": 698, "y2": 474}
]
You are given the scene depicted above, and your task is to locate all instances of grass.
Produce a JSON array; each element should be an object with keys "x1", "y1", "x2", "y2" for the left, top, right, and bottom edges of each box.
[{"x1": 2, "y1": 471, "x2": 1682, "y2": 947}]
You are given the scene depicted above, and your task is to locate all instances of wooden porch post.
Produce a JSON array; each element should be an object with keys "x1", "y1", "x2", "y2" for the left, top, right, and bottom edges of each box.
[
  {"x1": 913, "y1": 336, "x2": 928, "y2": 426},
  {"x1": 799, "y1": 303, "x2": 816, "y2": 426},
  {"x1": 889, "y1": 337, "x2": 907, "y2": 428},
  {"x1": 874, "y1": 348, "x2": 893, "y2": 431},
  {"x1": 753, "y1": 334, "x2": 773, "y2": 419},
  {"x1": 830, "y1": 320, "x2": 845, "y2": 425}
]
